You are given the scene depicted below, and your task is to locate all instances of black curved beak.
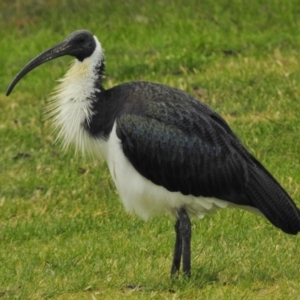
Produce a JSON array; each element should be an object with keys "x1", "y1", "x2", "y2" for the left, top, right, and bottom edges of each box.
[{"x1": 6, "y1": 41, "x2": 72, "y2": 96}]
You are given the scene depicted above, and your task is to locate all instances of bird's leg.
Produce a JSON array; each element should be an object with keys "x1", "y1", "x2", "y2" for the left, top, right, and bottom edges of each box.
[
  {"x1": 170, "y1": 208, "x2": 191, "y2": 278},
  {"x1": 170, "y1": 217, "x2": 182, "y2": 277},
  {"x1": 179, "y1": 208, "x2": 191, "y2": 277}
]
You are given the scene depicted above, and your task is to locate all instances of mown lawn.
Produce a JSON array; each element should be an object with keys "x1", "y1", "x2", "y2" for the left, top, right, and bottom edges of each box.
[{"x1": 1, "y1": 0, "x2": 300, "y2": 299}]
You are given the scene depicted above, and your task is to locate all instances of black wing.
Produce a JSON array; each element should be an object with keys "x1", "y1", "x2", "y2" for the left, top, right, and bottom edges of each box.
[
  {"x1": 117, "y1": 89, "x2": 250, "y2": 205},
  {"x1": 116, "y1": 110, "x2": 249, "y2": 205}
]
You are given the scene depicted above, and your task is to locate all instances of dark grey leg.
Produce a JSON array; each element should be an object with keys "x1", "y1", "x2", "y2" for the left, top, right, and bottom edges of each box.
[
  {"x1": 179, "y1": 208, "x2": 191, "y2": 277},
  {"x1": 170, "y1": 208, "x2": 191, "y2": 278},
  {"x1": 171, "y1": 218, "x2": 182, "y2": 276}
]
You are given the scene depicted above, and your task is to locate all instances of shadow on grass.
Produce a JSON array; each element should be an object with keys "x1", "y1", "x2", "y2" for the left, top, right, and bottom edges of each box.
[{"x1": 191, "y1": 264, "x2": 291, "y2": 289}]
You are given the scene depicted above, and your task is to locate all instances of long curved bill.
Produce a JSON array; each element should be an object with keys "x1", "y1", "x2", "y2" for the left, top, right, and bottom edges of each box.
[{"x1": 6, "y1": 41, "x2": 71, "y2": 96}]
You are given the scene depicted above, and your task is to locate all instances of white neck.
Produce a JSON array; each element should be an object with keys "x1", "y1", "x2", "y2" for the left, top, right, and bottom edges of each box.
[{"x1": 46, "y1": 36, "x2": 105, "y2": 156}]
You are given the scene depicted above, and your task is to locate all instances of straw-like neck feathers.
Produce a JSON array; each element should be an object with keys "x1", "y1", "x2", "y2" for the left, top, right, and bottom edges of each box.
[{"x1": 46, "y1": 36, "x2": 106, "y2": 155}]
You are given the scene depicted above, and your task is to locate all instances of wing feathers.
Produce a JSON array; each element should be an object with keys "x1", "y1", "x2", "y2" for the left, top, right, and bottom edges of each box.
[{"x1": 116, "y1": 114, "x2": 247, "y2": 200}]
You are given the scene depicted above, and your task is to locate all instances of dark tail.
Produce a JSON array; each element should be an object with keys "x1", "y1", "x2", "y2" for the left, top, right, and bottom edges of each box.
[{"x1": 247, "y1": 158, "x2": 300, "y2": 234}]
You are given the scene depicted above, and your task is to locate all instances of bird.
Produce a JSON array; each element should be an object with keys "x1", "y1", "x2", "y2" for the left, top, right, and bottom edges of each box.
[{"x1": 6, "y1": 29, "x2": 300, "y2": 278}]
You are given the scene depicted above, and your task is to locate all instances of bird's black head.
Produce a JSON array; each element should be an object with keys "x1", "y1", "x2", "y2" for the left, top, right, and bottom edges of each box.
[
  {"x1": 6, "y1": 29, "x2": 97, "y2": 96},
  {"x1": 64, "y1": 29, "x2": 96, "y2": 61}
]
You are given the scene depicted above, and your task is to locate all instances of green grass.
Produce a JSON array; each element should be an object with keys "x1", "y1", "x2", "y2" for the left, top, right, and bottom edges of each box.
[{"x1": 1, "y1": 0, "x2": 300, "y2": 299}]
